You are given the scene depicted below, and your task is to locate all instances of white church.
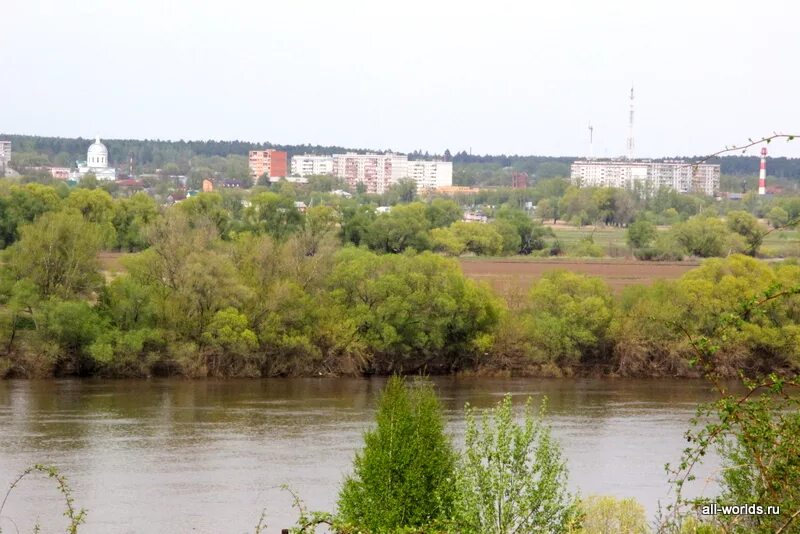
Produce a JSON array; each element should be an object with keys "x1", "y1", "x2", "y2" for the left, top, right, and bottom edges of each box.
[{"x1": 72, "y1": 136, "x2": 116, "y2": 181}]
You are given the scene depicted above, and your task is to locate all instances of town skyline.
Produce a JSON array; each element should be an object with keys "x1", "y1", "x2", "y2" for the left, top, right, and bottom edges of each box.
[{"x1": 2, "y1": 0, "x2": 799, "y2": 159}]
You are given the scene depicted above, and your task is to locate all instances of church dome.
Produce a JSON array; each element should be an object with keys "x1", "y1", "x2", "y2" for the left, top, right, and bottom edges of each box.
[{"x1": 87, "y1": 136, "x2": 108, "y2": 168}]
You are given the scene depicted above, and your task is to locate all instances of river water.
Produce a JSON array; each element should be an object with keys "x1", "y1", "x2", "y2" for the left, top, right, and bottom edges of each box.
[{"x1": 0, "y1": 378, "x2": 723, "y2": 533}]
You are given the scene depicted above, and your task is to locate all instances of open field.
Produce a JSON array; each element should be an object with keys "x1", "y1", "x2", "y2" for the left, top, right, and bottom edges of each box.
[
  {"x1": 548, "y1": 225, "x2": 629, "y2": 257},
  {"x1": 98, "y1": 251, "x2": 128, "y2": 274},
  {"x1": 548, "y1": 224, "x2": 800, "y2": 258},
  {"x1": 459, "y1": 257, "x2": 700, "y2": 294}
]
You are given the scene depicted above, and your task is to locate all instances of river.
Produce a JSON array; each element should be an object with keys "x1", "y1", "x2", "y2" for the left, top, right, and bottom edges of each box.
[{"x1": 0, "y1": 378, "x2": 723, "y2": 533}]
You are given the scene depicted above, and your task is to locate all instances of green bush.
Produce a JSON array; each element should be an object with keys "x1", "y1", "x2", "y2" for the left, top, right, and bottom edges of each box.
[
  {"x1": 337, "y1": 376, "x2": 457, "y2": 532},
  {"x1": 454, "y1": 395, "x2": 579, "y2": 533},
  {"x1": 525, "y1": 271, "x2": 614, "y2": 367},
  {"x1": 568, "y1": 237, "x2": 604, "y2": 258},
  {"x1": 626, "y1": 220, "x2": 657, "y2": 249},
  {"x1": 578, "y1": 495, "x2": 649, "y2": 534}
]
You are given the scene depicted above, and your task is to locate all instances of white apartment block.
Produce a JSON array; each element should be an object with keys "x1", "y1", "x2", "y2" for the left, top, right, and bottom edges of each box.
[
  {"x1": 290, "y1": 154, "x2": 334, "y2": 177},
  {"x1": 406, "y1": 160, "x2": 453, "y2": 191},
  {"x1": 570, "y1": 159, "x2": 720, "y2": 196},
  {"x1": 332, "y1": 153, "x2": 453, "y2": 194},
  {"x1": 0, "y1": 141, "x2": 11, "y2": 167}
]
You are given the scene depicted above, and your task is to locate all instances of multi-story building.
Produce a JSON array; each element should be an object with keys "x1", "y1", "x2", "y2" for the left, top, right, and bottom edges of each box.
[
  {"x1": 332, "y1": 153, "x2": 452, "y2": 194},
  {"x1": 248, "y1": 149, "x2": 288, "y2": 181},
  {"x1": 570, "y1": 159, "x2": 719, "y2": 196},
  {"x1": 290, "y1": 154, "x2": 334, "y2": 177},
  {"x1": 332, "y1": 153, "x2": 406, "y2": 194},
  {"x1": 0, "y1": 141, "x2": 11, "y2": 173},
  {"x1": 405, "y1": 160, "x2": 453, "y2": 191}
]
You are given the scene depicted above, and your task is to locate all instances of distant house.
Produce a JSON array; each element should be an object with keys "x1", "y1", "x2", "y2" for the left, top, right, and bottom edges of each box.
[
  {"x1": 50, "y1": 167, "x2": 71, "y2": 180},
  {"x1": 294, "y1": 201, "x2": 308, "y2": 213},
  {"x1": 116, "y1": 179, "x2": 144, "y2": 188},
  {"x1": 463, "y1": 213, "x2": 488, "y2": 223}
]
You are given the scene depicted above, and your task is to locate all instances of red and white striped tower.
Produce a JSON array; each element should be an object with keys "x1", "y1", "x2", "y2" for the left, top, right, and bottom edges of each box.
[{"x1": 758, "y1": 147, "x2": 768, "y2": 195}]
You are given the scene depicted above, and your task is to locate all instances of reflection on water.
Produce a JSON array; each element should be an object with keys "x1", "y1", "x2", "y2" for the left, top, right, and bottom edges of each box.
[{"x1": 0, "y1": 378, "x2": 722, "y2": 533}]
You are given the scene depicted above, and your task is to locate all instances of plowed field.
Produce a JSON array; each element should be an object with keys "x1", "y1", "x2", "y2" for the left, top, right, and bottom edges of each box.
[{"x1": 459, "y1": 258, "x2": 699, "y2": 293}]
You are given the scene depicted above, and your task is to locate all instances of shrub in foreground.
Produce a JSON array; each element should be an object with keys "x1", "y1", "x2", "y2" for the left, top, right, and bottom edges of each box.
[
  {"x1": 454, "y1": 394, "x2": 579, "y2": 533},
  {"x1": 336, "y1": 376, "x2": 457, "y2": 532}
]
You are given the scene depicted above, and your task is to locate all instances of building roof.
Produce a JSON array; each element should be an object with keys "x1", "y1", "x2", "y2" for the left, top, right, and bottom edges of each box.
[{"x1": 88, "y1": 136, "x2": 108, "y2": 159}]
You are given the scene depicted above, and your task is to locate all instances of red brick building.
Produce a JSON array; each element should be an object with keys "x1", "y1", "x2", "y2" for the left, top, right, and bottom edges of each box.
[{"x1": 248, "y1": 149, "x2": 288, "y2": 182}]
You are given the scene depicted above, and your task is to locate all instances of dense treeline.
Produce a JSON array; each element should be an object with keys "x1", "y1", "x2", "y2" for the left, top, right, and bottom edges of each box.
[{"x1": 0, "y1": 181, "x2": 799, "y2": 379}]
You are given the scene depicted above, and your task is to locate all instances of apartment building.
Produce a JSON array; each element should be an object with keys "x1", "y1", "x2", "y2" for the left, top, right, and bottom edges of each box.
[
  {"x1": 332, "y1": 153, "x2": 452, "y2": 194},
  {"x1": 290, "y1": 154, "x2": 334, "y2": 177},
  {"x1": 570, "y1": 159, "x2": 719, "y2": 196},
  {"x1": 331, "y1": 153, "x2": 407, "y2": 194},
  {"x1": 0, "y1": 141, "x2": 11, "y2": 170},
  {"x1": 405, "y1": 160, "x2": 453, "y2": 191},
  {"x1": 248, "y1": 149, "x2": 288, "y2": 181}
]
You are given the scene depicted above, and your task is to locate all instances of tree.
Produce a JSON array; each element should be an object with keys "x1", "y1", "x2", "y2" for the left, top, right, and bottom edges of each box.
[
  {"x1": 125, "y1": 212, "x2": 251, "y2": 340},
  {"x1": 337, "y1": 376, "x2": 457, "y2": 532},
  {"x1": 425, "y1": 198, "x2": 462, "y2": 229},
  {"x1": 495, "y1": 207, "x2": 553, "y2": 254},
  {"x1": 201, "y1": 307, "x2": 258, "y2": 375},
  {"x1": 41, "y1": 299, "x2": 108, "y2": 374},
  {"x1": 384, "y1": 178, "x2": 417, "y2": 204},
  {"x1": 663, "y1": 273, "x2": 800, "y2": 533},
  {"x1": 177, "y1": 192, "x2": 232, "y2": 237},
  {"x1": 671, "y1": 216, "x2": 740, "y2": 258},
  {"x1": 3, "y1": 210, "x2": 106, "y2": 299},
  {"x1": 113, "y1": 192, "x2": 159, "y2": 251},
  {"x1": 536, "y1": 198, "x2": 559, "y2": 224},
  {"x1": 626, "y1": 220, "x2": 656, "y2": 249},
  {"x1": 327, "y1": 249, "x2": 500, "y2": 373},
  {"x1": 340, "y1": 202, "x2": 377, "y2": 247},
  {"x1": 560, "y1": 186, "x2": 599, "y2": 226},
  {"x1": 526, "y1": 271, "x2": 614, "y2": 366},
  {"x1": 454, "y1": 395, "x2": 579, "y2": 533},
  {"x1": 491, "y1": 219, "x2": 522, "y2": 255},
  {"x1": 726, "y1": 210, "x2": 767, "y2": 256},
  {"x1": 0, "y1": 183, "x2": 62, "y2": 247},
  {"x1": 78, "y1": 173, "x2": 98, "y2": 190},
  {"x1": 62, "y1": 189, "x2": 118, "y2": 247},
  {"x1": 767, "y1": 206, "x2": 789, "y2": 228},
  {"x1": 431, "y1": 226, "x2": 467, "y2": 256},
  {"x1": 449, "y1": 221, "x2": 504, "y2": 256},
  {"x1": 365, "y1": 203, "x2": 432, "y2": 253},
  {"x1": 244, "y1": 192, "x2": 302, "y2": 241},
  {"x1": 579, "y1": 495, "x2": 648, "y2": 534}
]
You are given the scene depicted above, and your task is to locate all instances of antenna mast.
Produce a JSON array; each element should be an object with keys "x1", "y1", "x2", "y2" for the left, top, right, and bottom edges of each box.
[
  {"x1": 626, "y1": 85, "x2": 635, "y2": 159},
  {"x1": 588, "y1": 123, "x2": 594, "y2": 159}
]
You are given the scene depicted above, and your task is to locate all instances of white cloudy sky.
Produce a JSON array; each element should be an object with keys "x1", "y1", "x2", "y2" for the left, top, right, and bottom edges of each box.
[{"x1": 1, "y1": 0, "x2": 798, "y2": 158}]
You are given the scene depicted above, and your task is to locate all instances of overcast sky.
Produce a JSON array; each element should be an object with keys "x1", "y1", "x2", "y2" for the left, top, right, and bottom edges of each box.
[{"x1": 1, "y1": 0, "x2": 798, "y2": 158}]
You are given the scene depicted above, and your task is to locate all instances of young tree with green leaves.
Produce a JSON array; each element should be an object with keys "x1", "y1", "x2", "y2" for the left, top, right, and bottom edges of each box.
[
  {"x1": 663, "y1": 280, "x2": 800, "y2": 534},
  {"x1": 3, "y1": 210, "x2": 107, "y2": 299},
  {"x1": 337, "y1": 376, "x2": 457, "y2": 532},
  {"x1": 626, "y1": 219, "x2": 656, "y2": 249},
  {"x1": 454, "y1": 394, "x2": 579, "y2": 533}
]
